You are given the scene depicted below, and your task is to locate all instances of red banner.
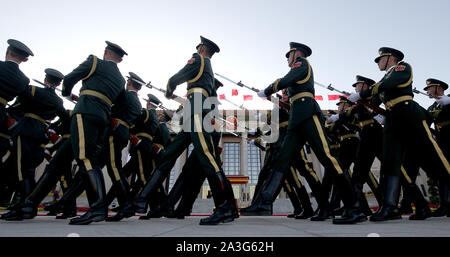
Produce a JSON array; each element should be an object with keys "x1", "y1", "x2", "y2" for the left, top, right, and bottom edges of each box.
[
  {"x1": 219, "y1": 94, "x2": 226, "y2": 100},
  {"x1": 328, "y1": 94, "x2": 340, "y2": 100},
  {"x1": 243, "y1": 95, "x2": 253, "y2": 101},
  {"x1": 315, "y1": 95, "x2": 323, "y2": 101},
  {"x1": 232, "y1": 89, "x2": 238, "y2": 96}
]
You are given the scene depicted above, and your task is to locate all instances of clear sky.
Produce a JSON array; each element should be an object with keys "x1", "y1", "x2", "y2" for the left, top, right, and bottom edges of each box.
[{"x1": 1, "y1": 0, "x2": 449, "y2": 110}]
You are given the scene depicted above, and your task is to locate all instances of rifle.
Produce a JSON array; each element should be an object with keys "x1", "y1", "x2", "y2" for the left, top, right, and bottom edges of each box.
[
  {"x1": 413, "y1": 87, "x2": 433, "y2": 98},
  {"x1": 314, "y1": 81, "x2": 386, "y2": 115},
  {"x1": 148, "y1": 92, "x2": 241, "y2": 137},
  {"x1": 33, "y1": 79, "x2": 78, "y2": 103},
  {"x1": 142, "y1": 81, "x2": 185, "y2": 105},
  {"x1": 214, "y1": 73, "x2": 291, "y2": 111},
  {"x1": 222, "y1": 98, "x2": 249, "y2": 111}
]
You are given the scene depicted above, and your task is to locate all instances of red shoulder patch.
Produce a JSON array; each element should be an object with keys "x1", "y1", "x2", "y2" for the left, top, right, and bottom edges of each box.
[
  {"x1": 395, "y1": 65, "x2": 406, "y2": 71},
  {"x1": 293, "y1": 61, "x2": 302, "y2": 68},
  {"x1": 187, "y1": 58, "x2": 196, "y2": 65}
]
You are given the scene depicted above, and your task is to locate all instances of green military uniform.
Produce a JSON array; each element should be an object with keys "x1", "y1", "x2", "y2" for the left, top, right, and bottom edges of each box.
[
  {"x1": 121, "y1": 105, "x2": 159, "y2": 198},
  {"x1": 326, "y1": 96, "x2": 369, "y2": 215},
  {"x1": 424, "y1": 79, "x2": 450, "y2": 217},
  {"x1": 358, "y1": 47, "x2": 450, "y2": 221},
  {"x1": 316, "y1": 116, "x2": 342, "y2": 218},
  {"x1": 0, "y1": 40, "x2": 33, "y2": 205},
  {"x1": 102, "y1": 80, "x2": 141, "y2": 221},
  {"x1": 1, "y1": 69, "x2": 67, "y2": 220},
  {"x1": 241, "y1": 42, "x2": 366, "y2": 225},
  {"x1": 339, "y1": 76, "x2": 383, "y2": 208},
  {"x1": 106, "y1": 94, "x2": 160, "y2": 219},
  {"x1": 141, "y1": 79, "x2": 237, "y2": 220},
  {"x1": 243, "y1": 106, "x2": 315, "y2": 219},
  {"x1": 61, "y1": 41, "x2": 127, "y2": 225},
  {"x1": 125, "y1": 39, "x2": 237, "y2": 225},
  {"x1": 17, "y1": 109, "x2": 77, "y2": 219}
]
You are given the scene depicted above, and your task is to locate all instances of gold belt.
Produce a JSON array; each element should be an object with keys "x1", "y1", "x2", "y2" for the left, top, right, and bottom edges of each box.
[
  {"x1": 136, "y1": 132, "x2": 153, "y2": 140},
  {"x1": 116, "y1": 119, "x2": 130, "y2": 129},
  {"x1": 359, "y1": 119, "x2": 375, "y2": 128},
  {"x1": 330, "y1": 144, "x2": 340, "y2": 150},
  {"x1": 24, "y1": 113, "x2": 46, "y2": 124},
  {"x1": 289, "y1": 92, "x2": 314, "y2": 104},
  {"x1": 0, "y1": 132, "x2": 10, "y2": 140},
  {"x1": 436, "y1": 120, "x2": 450, "y2": 131},
  {"x1": 279, "y1": 121, "x2": 289, "y2": 128},
  {"x1": 340, "y1": 134, "x2": 358, "y2": 141},
  {"x1": 385, "y1": 95, "x2": 413, "y2": 110},
  {"x1": 79, "y1": 89, "x2": 113, "y2": 107},
  {"x1": 0, "y1": 97, "x2": 7, "y2": 106},
  {"x1": 187, "y1": 87, "x2": 209, "y2": 98},
  {"x1": 62, "y1": 134, "x2": 71, "y2": 139}
]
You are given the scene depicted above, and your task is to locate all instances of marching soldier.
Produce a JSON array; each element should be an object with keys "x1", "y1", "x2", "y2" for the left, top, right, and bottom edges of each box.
[
  {"x1": 107, "y1": 93, "x2": 160, "y2": 210},
  {"x1": 327, "y1": 93, "x2": 380, "y2": 215},
  {"x1": 243, "y1": 106, "x2": 315, "y2": 219},
  {"x1": 0, "y1": 39, "x2": 33, "y2": 205},
  {"x1": 348, "y1": 47, "x2": 450, "y2": 221},
  {"x1": 61, "y1": 41, "x2": 127, "y2": 225},
  {"x1": 242, "y1": 42, "x2": 367, "y2": 224},
  {"x1": 340, "y1": 76, "x2": 384, "y2": 211},
  {"x1": 138, "y1": 77, "x2": 238, "y2": 221},
  {"x1": 424, "y1": 78, "x2": 449, "y2": 217},
  {"x1": 103, "y1": 72, "x2": 142, "y2": 221},
  {"x1": 118, "y1": 37, "x2": 237, "y2": 225},
  {"x1": 5, "y1": 109, "x2": 76, "y2": 219},
  {"x1": 1, "y1": 68, "x2": 67, "y2": 220}
]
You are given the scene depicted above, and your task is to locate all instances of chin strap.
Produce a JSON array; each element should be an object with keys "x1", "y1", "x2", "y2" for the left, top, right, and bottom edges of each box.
[{"x1": 383, "y1": 56, "x2": 391, "y2": 71}]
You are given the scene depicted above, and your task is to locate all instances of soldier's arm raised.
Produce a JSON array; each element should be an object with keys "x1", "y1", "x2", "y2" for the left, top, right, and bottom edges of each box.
[
  {"x1": 263, "y1": 58, "x2": 311, "y2": 96},
  {"x1": 61, "y1": 55, "x2": 96, "y2": 96},
  {"x1": 166, "y1": 53, "x2": 203, "y2": 96}
]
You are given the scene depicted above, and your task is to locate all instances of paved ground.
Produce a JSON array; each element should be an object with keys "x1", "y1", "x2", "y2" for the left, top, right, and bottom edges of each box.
[{"x1": 0, "y1": 213, "x2": 449, "y2": 237}]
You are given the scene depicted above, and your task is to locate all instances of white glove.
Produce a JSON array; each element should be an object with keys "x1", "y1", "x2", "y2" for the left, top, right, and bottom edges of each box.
[
  {"x1": 374, "y1": 114, "x2": 385, "y2": 125},
  {"x1": 328, "y1": 114, "x2": 340, "y2": 123},
  {"x1": 257, "y1": 91, "x2": 267, "y2": 98},
  {"x1": 436, "y1": 95, "x2": 450, "y2": 106},
  {"x1": 347, "y1": 92, "x2": 361, "y2": 103},
  {"x1": 249, "y1": 139, "x2": 256, "y2": 145}
]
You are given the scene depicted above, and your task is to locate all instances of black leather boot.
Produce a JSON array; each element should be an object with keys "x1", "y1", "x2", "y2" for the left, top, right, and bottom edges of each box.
[
  {"x1": 221, "y1": 172, "x2": 239, "y2": 220},
  {"x1": 398, "y1": 185, "x2": 413, "y2": 214},
  {"x1": 2, "y1": 177, "x2": 35, "y2": 221},
  {"x1": 370, "y1": 176, "x2": 401, "y2": 222},
  {"x1": 21, "y1": 164, "x2": 62, "y2": 219},
  {"x1": 56, "y1": 202, "x2": 78, "y2": 219},
  {"x1": 139, "y1": 205, "x2": 172, "y2": 220},
  {"x1": 240, "y1": 171, "x2": 284, "y2": 216},
  {"x1": 132, "y1": 168, "x2": 167, "y2": 214},
  {"x1": 294, "y1": 186, "x2": 314, "y2": 219},
  {"x1": 332, "y1": 173, "x2": 367, "y2": 224},
  {"x1": 328, "y1": 186, "x2": 343, "y2": 216},
  {"x1": 353, "y1": 183, "x2": 372, "y2": 216},
  {"x1": 199, "y1": 200, "x2": 235, "y2": 225},
  {"x1": 45, "y1": 172, "x2": 85, "y2": 215},
  {"x1": 284, "y1": 183, "x2": 303, "y2": 218},
  {"x1": 311, "y1": 171, "x2": 333, "y2": 221},
  {"x1": 106, "y1": 178, "x2": 133, "y2": 222},
  {"x1": 407, "y1": 183, "x2": 431, "y2": 220},
  {"x1": 69, "y1": 169, "x2": 107, "y2": 225},
  {"x1": 432, "y1": 181, "x2": 449, "y2": 217}
]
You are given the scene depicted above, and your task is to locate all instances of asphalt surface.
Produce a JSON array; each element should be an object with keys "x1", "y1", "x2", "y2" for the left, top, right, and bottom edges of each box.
[{"x1": 0, "y1": 212, "x2": 449, "y2": 237}]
